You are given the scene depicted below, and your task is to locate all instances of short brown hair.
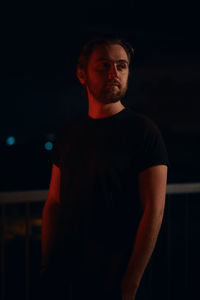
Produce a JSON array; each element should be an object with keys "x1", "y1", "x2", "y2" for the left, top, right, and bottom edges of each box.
[{"x1": 77, "y1": 37, "x2": 134, "y2": 71}]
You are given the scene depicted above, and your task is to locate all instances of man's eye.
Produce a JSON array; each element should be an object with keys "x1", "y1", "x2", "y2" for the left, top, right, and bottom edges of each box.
[
  {"x1": 95, "y1": 62, "x2": 110, "y2": 70},
  {"x1": 102, "y1": 62, "x2": 110, "y2": 68},
  {"x1": 118, "y1": 63, "x2": 127, "y2": 70}
]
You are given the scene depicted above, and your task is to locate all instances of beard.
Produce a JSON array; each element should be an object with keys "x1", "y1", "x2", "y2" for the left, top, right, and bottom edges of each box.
[{"x1": 86, "y1": 79, "x2": 128, "y2": 104}]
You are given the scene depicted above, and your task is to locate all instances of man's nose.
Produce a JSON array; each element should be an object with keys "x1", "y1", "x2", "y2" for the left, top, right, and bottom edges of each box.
[{"x1": 108, "y1": 63, "x2": 117, "y2": 79}]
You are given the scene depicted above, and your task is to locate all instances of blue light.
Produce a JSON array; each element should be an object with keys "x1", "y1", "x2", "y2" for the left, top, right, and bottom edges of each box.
[
  {"x1": 6, "y1": 136, "x2": 16, "y2": 146},
  {"x1": 44, "y1": 141, "x2": 53, "y2": 151}
]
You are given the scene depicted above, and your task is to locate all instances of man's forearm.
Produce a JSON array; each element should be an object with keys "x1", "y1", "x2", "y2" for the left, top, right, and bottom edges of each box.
[
  {"x1": 41, "y1": 202, "x2": 60, "y2": 267},
  {"x1": 121, "y1": 207, "x2": 164, "y2": 294}
]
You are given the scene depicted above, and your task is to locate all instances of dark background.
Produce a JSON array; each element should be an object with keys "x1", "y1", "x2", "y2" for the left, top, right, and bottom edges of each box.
[
  {"x1": 1, "y1": 2, "x2": 200, "y2": 300},
  {"x1": 1, "y1": 1, "x2": 200, "y2": 189}
]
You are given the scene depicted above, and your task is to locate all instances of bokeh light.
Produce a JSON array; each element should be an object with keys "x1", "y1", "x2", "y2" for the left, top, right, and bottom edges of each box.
[
  {"x1": 44, "y1": 141, "x2": 53, "y2": 151},
  {"x1": 6, "y1": 136, "x2": 16, "y2": 146}
]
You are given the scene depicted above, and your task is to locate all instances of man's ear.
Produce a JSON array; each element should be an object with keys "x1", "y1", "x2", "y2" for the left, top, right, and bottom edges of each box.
[{"x1": 76, "y1": 67, "x2": 86, "y2": 85}]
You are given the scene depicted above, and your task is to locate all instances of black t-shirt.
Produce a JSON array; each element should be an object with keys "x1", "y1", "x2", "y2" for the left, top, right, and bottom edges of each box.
[{"x1": 50, "y1": 106, "x2": 169, "y2": 294}]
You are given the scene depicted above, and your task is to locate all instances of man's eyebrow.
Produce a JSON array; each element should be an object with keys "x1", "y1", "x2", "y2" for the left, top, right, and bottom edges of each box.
[
  {"x1": 96, "y1": 58, "x2": 129, "y2": 64},
  {"x1": 117, "y1": 59, "x2": 129, "y2": 64}
]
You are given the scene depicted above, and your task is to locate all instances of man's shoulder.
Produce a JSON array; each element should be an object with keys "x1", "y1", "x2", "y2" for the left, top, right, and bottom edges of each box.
[
  {"x1": 54, "y1": 114, "x2": 89, "y2": 140},
  {"x1": 124, "y1": 107, "x2": 159, "y2": 131}
]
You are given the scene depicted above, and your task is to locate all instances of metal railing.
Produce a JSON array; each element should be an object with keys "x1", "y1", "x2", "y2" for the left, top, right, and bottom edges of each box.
[{"x1": 0, "y1": 183, "x2": 200, "y2": 300}]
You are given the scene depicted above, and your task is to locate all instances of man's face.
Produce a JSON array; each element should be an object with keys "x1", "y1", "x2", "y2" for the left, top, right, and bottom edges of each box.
[{"x1": 84, "y1": 44, "x2": 129, "y2": 104}]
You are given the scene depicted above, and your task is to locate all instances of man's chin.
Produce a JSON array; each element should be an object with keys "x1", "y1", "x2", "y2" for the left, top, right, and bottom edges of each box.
[
  {"x1": 96, "y1": 96, "x2": 121, "y2": 104},
  {"x1": 100, "y1": 90, "x2": 127, "y2": 104}
]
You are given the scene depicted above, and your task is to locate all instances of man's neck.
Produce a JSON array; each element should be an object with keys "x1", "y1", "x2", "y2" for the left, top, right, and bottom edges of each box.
[{"x1": 88, "y1": 98, "x2": 125, "y2": 119}]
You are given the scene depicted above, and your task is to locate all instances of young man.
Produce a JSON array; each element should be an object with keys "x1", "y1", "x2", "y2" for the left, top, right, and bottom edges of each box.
[{"x1": 41, "y1": 37, "x2": 168, "y2": 300}]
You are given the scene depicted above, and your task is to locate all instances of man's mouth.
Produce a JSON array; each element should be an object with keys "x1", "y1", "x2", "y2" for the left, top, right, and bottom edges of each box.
[{"x1": 105, "y1": 82, "x2": 120, "y2": 88}]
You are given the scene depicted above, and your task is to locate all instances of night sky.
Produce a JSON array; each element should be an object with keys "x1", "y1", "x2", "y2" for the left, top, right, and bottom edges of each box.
[{"x1": 1, "y1": 1, "x2": 200, "y2": 189}]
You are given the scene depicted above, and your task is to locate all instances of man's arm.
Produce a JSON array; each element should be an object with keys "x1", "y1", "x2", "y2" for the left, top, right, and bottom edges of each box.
[
  {"x1": 121, "y1": 165, "x2": 168, "y2": 300},
  {"x1": 41, "y1": 163, "x2": 61, "y2": 269}
]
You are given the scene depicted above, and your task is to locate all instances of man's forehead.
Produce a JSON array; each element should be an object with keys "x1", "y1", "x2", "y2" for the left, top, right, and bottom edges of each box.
[{"x1": 89, "y1": 44, "x2": 129, "y2": 63}]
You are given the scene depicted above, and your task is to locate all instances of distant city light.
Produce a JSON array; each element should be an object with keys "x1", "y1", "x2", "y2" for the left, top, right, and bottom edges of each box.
[
  {"x1": 6, "y1": 136, "x2": 16, "y2": 146},
  {"x1": 44, "y1": 141, "x2": 53, "y2": 151}
]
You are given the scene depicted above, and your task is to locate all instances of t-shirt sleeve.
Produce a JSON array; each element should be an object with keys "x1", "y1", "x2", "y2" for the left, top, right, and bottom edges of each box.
[
  {"x1": 51, "y1": 122, "x2": 68, "y2": 168},
  {"x1": 52, "y1": 134, "x2": 61, "y2": 168},
  {"x1": 137, "y1": 117, "x2": 170, "y2": 173}
]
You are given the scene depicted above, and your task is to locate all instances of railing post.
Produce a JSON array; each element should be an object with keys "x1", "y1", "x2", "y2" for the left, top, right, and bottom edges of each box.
[
  {"x1": 167, "y1": 195, "x2": 172, "y2": 300},
  {"x1": 1, "y1": 203, "x2": 6, "y2": 300},
  {"x1": 25, "y1": 201, "x2": 31, "y2": 300},
  {"x1": 184, "y1": 194, "x2": 189, "y2": 299}
]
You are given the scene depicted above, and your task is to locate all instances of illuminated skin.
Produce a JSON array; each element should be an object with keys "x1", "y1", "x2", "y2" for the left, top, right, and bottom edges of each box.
[{"x1": 77, "y1": 44, "x2": 129, "y2": 119}]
